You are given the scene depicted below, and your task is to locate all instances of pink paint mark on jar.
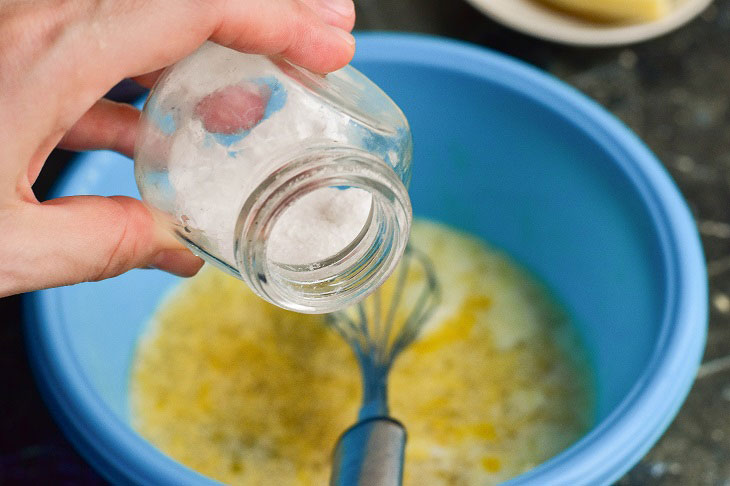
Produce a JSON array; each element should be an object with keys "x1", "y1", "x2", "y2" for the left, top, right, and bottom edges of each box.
[{"x1": 194, "y1": 84, "x2": 270, "y2": 135}]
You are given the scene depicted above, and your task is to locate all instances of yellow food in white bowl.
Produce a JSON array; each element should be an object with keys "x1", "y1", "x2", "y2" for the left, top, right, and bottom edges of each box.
[
  {"x1": 535, "y1": 0, "x2": 672, "y2": 22},
  {"x1": 467, "y1": 0, "x2": 711, "y2": 46}
]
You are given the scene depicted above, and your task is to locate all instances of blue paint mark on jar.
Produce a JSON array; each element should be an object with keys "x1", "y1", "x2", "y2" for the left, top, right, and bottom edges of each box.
[
  {"x1": 256, "y1": 76, "x2": 287, "y2": 120},
  {"x1": 213, "y1": 132, "x2": 250, "y2": 147},
  {"x1": 146, "y1": 97, "x2": 176, "y2": 135}
]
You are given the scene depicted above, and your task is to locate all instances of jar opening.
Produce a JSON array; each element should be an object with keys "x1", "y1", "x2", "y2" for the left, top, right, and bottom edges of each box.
[
  {"x1": 234, "y1": 147, "x2": 411, "y2": 314},
  {"x1": 266, "y1": 187, "x2": 373, "y2": 267}
]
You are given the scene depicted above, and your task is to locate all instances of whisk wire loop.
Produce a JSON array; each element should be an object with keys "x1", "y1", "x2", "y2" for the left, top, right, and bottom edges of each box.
[{"x1": 326, "y1": 245, "x2": 441, "y2": 417}]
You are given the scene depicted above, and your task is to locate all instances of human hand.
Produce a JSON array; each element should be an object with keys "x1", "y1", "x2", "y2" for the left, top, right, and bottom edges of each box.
[{"x1": 0, "y1": 0, "x2": 356, "y2": 297}]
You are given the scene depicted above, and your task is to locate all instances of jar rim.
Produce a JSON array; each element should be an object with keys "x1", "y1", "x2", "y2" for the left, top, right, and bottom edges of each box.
[{"x1": 234, "y1": 145, "x2": 412, "y2": 314}]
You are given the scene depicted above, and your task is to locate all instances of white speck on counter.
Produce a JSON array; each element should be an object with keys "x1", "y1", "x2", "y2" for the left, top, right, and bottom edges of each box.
[
  {"x1": 713, "y1": 292, "x2": 730, "y2": 313},
  {"x1": 667, "y1": 462, "x2": 682, "y2": 475},
  {"x1": 649, "y1": 462, "x2": 667, "y2": 478},
  {"x1": 618, "y1": 50, "x2": 638, "y2": 70},
  {"x1": 675, "y1": 155, "x2": 695, "y2": 173}
]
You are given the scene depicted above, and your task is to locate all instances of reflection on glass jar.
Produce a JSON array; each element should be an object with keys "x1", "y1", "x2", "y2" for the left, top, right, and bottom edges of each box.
[{"x1": 134, "y1": 42, "x2": 412, "y2": 313}]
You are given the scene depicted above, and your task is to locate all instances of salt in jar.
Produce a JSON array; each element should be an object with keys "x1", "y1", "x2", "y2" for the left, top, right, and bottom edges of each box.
[{"x1": 134, "y1": 42, "x2": 412, "y2": 313}]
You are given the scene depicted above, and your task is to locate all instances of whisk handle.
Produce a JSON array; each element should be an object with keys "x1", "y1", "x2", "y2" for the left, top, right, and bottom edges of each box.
[{"x1": 330, "y1": 417, "x2": 406, "y2": 486}]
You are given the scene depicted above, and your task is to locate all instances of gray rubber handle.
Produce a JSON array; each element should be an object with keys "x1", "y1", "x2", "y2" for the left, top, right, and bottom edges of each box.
[{"x1": 330, "y1": 417, "x2": 406, "y2": 486}]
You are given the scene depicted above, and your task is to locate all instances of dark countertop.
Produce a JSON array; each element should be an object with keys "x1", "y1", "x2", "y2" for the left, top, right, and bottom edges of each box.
[{"x1": 2, "y1": 1, "x2": 729, "y2": 484}]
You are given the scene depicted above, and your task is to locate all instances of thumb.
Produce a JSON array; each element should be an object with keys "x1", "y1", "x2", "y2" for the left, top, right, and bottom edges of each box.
[{"x1": 1, "y1": 196, "x2": 202, "y2": 296}]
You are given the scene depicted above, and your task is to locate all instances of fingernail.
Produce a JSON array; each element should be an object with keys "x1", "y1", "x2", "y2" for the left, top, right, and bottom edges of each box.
[
  {"x1": 329, "y1": 25, "x2": 356, "y2": 47},
  {"x1": 321, "y1": 0, "x2": 355, "y2": 17},
  {"x1": 151, "y1": 249, "x2": 204, "y2": 277}
]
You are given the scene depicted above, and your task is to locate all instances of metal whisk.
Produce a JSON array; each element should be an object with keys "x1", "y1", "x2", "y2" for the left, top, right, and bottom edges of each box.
[{"x1": 327, "y1": 245, "x2": 440, "y2": 486}]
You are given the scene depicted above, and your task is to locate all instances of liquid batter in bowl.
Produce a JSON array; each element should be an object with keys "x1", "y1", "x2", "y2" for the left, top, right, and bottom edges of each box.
[{"x1": 130, "y1": 219, "x2": 594, "y2": 485}]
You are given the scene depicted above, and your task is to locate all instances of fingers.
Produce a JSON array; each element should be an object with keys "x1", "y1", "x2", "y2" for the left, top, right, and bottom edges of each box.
[
  {"x1": 0, "y1": 196, "x2": 203, "y2": 297},
  {"x1": 132, "y1": 69, "x2": 166, "y2": 90},
  {"x1": 56, "y1": 0, "x2": 357, "y2": 158},
  {"x1": 203, "y1": 0, "x2": 355, "y2": 74},
  {"x1": 130, "y1": 0, "x2": 356, "y2": 89},
  {"x1": 149, "y1": 249, "x2": 204, "y2": 277},
  {"x1": 298, "y1": 0, "x2": 356, "y2": 33},
  {"x1": 78, "y1": 0, "x2": 355, "y2": 92},
  {"x1": 58, "y1": 99, "x2": 140, "y2": 158},
  {"x1": 2, "y1": 0, "x2": 357, "y2": 191}
]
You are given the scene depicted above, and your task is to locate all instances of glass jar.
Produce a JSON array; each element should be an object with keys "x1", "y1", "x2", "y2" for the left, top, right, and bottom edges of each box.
[{"x1": 134, "y1": 42, "x2": 412, "y2": 314}]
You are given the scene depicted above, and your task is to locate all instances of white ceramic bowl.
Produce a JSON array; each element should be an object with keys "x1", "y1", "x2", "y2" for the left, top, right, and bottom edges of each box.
[{"x1": 466, "y1": 0, "x2": 714, "y2": 46}]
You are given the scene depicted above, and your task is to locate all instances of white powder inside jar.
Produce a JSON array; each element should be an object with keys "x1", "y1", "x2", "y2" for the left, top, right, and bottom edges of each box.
[
  {"x1": 158, "y1": 46, "x2": 375, "y2": 267},
  {"x1": 267, "y1": 188, "x2": 373, "y2": 265}
]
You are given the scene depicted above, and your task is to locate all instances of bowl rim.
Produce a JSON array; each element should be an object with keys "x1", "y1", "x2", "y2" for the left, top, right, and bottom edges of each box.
[
  {"x1": 25, "y1": 32, "x2": 708, "y2": 486},
  {"x1": 464, "y1": 0, "x2": 714, "y2": 47}
]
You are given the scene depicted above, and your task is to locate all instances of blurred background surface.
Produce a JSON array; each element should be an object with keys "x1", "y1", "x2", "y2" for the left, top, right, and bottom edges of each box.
[{"x1": 2, "y1": 1, "x2": 730, "y2": 483}]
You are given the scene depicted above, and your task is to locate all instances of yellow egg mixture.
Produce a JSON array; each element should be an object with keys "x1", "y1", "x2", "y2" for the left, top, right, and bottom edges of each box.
[{"x1": 130, "y1": 220, "x2": 594, "y2": 485}]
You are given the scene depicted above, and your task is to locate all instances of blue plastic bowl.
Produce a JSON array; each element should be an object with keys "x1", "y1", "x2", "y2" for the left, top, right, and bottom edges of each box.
[{"x1": 25, "y1": 33, "x2": 707, "y2": 485}]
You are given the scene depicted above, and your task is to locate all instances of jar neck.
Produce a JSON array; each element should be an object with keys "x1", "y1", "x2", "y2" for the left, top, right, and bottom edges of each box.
[{"x1": 234, "y1": 146, "x2": 411, "y2": 314}]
